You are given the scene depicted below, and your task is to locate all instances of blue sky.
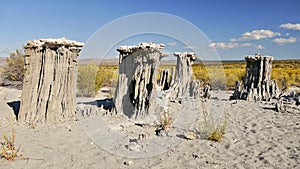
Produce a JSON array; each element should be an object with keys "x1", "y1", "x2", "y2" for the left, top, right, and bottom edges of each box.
[{"x1": 0, "y1": 0, "x2": 299, "y2": 60}]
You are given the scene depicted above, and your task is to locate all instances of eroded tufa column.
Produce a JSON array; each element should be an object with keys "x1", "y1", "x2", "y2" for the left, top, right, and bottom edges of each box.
[
  {"x1": 19, "y1": 38, "x2": 84, "y2": 124},
  {"x1": 231, "y1": 53, "x2": 280, "y2": 101},
  {"x1": 174, "y1": 52, "x2": 197, "y2": 97},
  {"x1": 114, "y1": 42, "x2": 167, "y2": 119}
]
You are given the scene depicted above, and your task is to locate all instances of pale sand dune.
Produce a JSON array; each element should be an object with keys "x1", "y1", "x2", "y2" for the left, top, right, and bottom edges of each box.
[{"x1": 0, "y1": 87, "x2": 299, "y2": 168}]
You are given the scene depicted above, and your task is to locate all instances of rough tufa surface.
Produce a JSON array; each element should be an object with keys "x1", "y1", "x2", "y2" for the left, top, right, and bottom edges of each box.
[
  {"x1": 24, "y1": 37, "x2": 85, "y2": 48},
  {"x1": 275, "y1": 92, "x2": 300, "y2": 113},
  {"x1": 231, "y1": 53, "x2": 281, "y2": 101},
  {"x1": 19, "y1": 38, "x2": 84, "y2": 124},
  {"x1": 158, "y1": 67, "x2": 176, "y2": 91},
  {"x1": 174, "y1": 52, "x2": 197, "y2": 98},
  {"x1": 114, "y1": 42, "x2": 168, "y2": 119},
  {"x1": 158, "y1": 52, "x2": 198, "y2": 100},
  {"x1": 114, "y1": 43, "x2": 200, "y2": 120}
]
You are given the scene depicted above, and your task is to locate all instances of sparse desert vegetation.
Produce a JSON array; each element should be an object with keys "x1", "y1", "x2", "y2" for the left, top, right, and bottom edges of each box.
[
  {"x1": 1, "y1": 0, "x2": 300, "y2": 168},
  {"x1": 0, "y1": 53, "x2": 299, "y2": 167},
  {"x1": 207, "y1": 114, "x2": 226, "y2": 142},
  {"x1": 95, "y1": 65, "x2": 118, "y2": 92},
  {"x1": 77, "y1": 64, "x2": 118, "y2": 97},
  {"x1": 192, "y1": 101, "x2": 227, "y2": 142},
  {"x1": 77, "y1": 63, "x2": 98, "y2": 97},
  {"x1": 192, "y1": 60, "x2": 300, "y2": 90},
  {"x1": 0, "y1": 50, "x2": 25, "y2": 88},
  {"x1": 1, "y1": 128, "x2": 20, "y2": 161},
  {"x1": 2, "y1": 56, "x2": 298, "y2": 95},
  {"x1": 76, "y1": 60, "x2": 299, "y2": 94},
  {"x1": 156, "y1": 111, "x2": 173, "y2": 135},
  {"x1": 271, "y1": 60, "x2": 300, "y2": 90}
]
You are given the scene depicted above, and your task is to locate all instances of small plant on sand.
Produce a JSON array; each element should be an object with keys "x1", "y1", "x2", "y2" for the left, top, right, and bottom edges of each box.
[
  {"x1": 194, "y1": 101, "x2": 226, "y2": 142},
  {"x1": 155, "y1": 111, "x2": 173, "y2": 135},
  {"x1": 159, "y1": 111, "x2": 173, "y2": 130},
  {"x1": 207, "y1": 114, "x2": 226, "y2": 142},
  {"x1": 1, "y1": 128, "x2": 20, "y2": 161}
]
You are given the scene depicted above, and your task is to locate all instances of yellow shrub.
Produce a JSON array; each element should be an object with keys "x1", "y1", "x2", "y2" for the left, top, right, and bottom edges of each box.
[
  {"x1": 92, "y1": 60, "x2": 300, "y2": 93},
  {"x1": 77, "y1": 63, "x2": 98, "y2": 97},
  {"x1": 95, "y1": 66, "x2": 118, "y2": 91}
]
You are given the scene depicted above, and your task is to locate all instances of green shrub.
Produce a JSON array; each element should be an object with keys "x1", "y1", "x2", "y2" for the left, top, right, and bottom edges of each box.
[
  {"x1": 1, "y1": 50, "x2": 25, "y2": 83},
  {"x1": 95, "y1": 66, "x2": 118, "y2": 92},
  {"x1": 77, "y1": 63, "x2": 98, "y2": 97}
]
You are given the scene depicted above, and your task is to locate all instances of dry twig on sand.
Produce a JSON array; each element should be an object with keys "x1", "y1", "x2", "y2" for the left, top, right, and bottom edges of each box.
[
  {"x1": 1, "y1": 127, "x2": 44, "y2": 162},
  {"x1": 1, "y1": 128, "x2": 20, "y2": 160},
  {"x1": 155, "y1": 111, "x2": 173, "y2": 136}
]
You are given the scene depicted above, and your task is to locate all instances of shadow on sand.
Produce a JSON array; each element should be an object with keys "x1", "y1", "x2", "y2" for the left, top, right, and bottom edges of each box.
[
  {"x1": 7, "y1": 101, "x2": 20, "y2": 120},
  {"x1": 78, "y1": 98, "x2": 114, "y2": 111},
  {"x1": 7, "y1": 98, "x2": 115, "y2": 120}
]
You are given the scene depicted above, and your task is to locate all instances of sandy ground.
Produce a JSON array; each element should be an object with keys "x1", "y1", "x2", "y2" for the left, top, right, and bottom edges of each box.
[{"x1": 0, "y1": 87, "x2": 299, "y2": 169}]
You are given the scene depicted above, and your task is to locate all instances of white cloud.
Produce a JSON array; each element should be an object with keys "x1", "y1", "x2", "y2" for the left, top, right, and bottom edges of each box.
[
  {"x1": 273, "y1": 37, "x2": 297, "y2": 45},
  {"x1": 209, "y1": 42, "x2": 252, "y2": 49},
  {"x1": 239, "y1": 43, "x2": 253, "y2": 47},
  {"x1": 230, "y1": 38, "x2": 237, "y2": 42},
  {"x1": 240, "y1": 29, "x2": 280, "y2": 41},
  {"x1": 285, "y1": 33, "x2": 290, "y2": 36},
  {"x1": 233, "y1": 29, "x2": 280, "y2": 41},
  {"x1": 256, "y1": 44, "x2": 265, "y2": 49},
  {"x1": 280, "y1": 23, "x2": 300, "y2": 31},
  {"x1": 166, "y1": 42, "x2": 177, "y2": 46}
]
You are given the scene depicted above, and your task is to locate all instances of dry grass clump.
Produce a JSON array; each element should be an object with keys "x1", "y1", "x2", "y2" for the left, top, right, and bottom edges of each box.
[
  {"x1": 155, "y1": 111, "x2": 173, "y2": 136},
  {"x1": 207, "y1": 115, "x2": 226, "y2": 142},
  {"x1": 1, "y1": 128, "x2": 20, "y2": 161},
  {"x1": 158, "y1": 111, "x2": 173, "y2": 131},
  {"x1": 194, "y1": 101, "x2": 227, "y2": 142}
]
